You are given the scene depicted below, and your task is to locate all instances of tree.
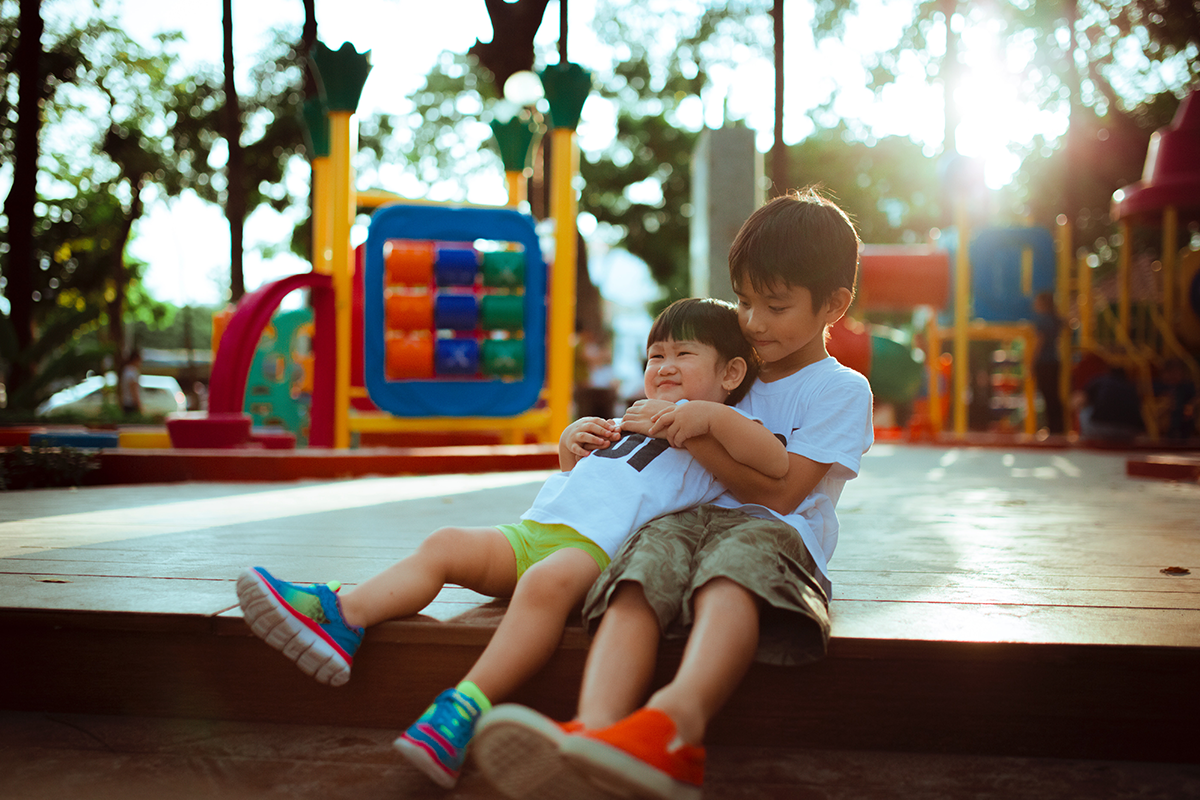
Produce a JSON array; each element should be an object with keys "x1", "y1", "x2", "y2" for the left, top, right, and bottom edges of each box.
[
  {"x1": 222, "y1": 0, "x2": 247, "y2": 301},
  {"x1": 2, "y1": 0, "x2": 51, "y2": 401},
  {"x1": 2, "y1": 3, "x2": 212, "y2": 408},
  {"x1": 863, "y1": 1, "x2": 1197, "y2": 241},
  {"x1": 469, "y1": 0, "x2": 553, "y2": 93}
]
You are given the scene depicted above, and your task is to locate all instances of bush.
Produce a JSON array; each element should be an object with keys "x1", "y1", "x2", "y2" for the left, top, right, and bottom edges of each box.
[{"x1": 0, "y1": 445, "x2": 99, "y2": 490}]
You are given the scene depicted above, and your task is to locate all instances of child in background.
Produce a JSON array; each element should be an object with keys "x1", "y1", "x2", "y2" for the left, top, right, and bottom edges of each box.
[
  {"x1": 235, "y1": 297, "x2": 788, "y2": 789},
  {"x1": 474, "y1": 189, "x2": 874, "y2": 800}
]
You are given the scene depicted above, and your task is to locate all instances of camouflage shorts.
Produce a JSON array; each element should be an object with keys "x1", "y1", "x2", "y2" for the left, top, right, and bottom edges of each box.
[{"x1": 581, "y1": 505, "x2": 831, "y2": 666}]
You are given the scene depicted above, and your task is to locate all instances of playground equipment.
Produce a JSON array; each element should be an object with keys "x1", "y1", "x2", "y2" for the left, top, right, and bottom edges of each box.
[
  {"x1": 830, "y1": 229, "x2": 1059, "y2": 439},
  {"x1": 170, "y1": 42, "x2": 591, "y2": 450},
  {"x1": 841, "y1": 88, "x2": 1200, "y2": 442},
  {"x1": 361, "y1": 204, "x2": 545, "y2": 417},
  {"x1": 1100, "y1": 89, "x2": 1200, "y2": 437}
]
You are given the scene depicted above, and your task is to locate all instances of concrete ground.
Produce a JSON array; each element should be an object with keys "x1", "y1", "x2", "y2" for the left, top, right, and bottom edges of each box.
[{"x1": 3, "y1": 711, "x2": 1199, "y2": 800}]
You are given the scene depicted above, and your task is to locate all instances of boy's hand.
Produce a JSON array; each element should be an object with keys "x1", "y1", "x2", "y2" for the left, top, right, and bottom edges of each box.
[
  {"x1": 621, "y1": 399, "x2": 676, "y2": 436},
  {"x1": 562, "y1": 416, "x2": 621, "y2": 460},
  {"x1": 650, "y1": 401, "x2": 714, "y2": 447}
]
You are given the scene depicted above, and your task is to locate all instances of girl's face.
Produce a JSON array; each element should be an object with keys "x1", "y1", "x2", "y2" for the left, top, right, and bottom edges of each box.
[{"x1": 643, "y1": 338, "x2": 743, "y2": 405}]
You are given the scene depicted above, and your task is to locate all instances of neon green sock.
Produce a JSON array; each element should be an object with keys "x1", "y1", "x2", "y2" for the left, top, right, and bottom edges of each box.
[{"x1": 456, "y1": 680, "x2": 492, "y2": 715}]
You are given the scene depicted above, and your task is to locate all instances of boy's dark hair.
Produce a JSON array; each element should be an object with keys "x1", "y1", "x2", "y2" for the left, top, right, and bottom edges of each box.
[
  {"x1": 728, "y1": 187, "x2": 861, "y2": 310},
  {"x1": 647, "y1": 297, "x2": 759, "y2": 406}
]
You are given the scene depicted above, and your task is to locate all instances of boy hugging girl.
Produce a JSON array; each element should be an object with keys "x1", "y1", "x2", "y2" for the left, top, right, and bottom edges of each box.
[{"x1": 237, "y1": 188, "x2": 873, "y2": 800}]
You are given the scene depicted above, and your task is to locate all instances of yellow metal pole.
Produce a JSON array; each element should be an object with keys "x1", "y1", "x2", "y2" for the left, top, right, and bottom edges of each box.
[
  {"x1": 505, "y1": 170, "x2": 527, "y2": 209},
  {"x1": 312, "y1": 155, "x2": 333, "y2": 275},
  {"x1": 927, "y1": 316, "x2": 943, "y2": 434},
  {"x1": 548, "y1": 127, "x2": 579, "y2": 441},
  {"x1": 953, "y1": 205, "x2": 971, "y2": 437},
  {"x1": 1055, "y1": 216, "x2": 1072, "y2": 432},
  {"x1": 329, "y1": 110, "x2": 356, "y2": 449},
  {"x1": 1022, "y1": 327, "x2": 1037, "y2": 436},
  {"x1": 1119, "y1": 218, "x2": 1132, "y2": 338},
  {"x1": 1162, "y1": 205, "x2": 1178, "y2": 334},
  {"x1": 1078, "y1": 252, "x2": 1093, "y2": 349}
]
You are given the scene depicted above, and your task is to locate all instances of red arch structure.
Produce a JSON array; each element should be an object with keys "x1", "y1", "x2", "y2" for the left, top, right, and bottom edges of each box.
[{"x1": 206, "y1": 272, "x2": 336, "y2": 447}]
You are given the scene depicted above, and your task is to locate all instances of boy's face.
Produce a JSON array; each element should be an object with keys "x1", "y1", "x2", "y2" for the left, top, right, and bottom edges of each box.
[
  {"x1": 735, "y1": 280, "x2": 834, "y2": 374},
  {"x1": 643, "y1": 338, "x2": 739, "y2": 405}
]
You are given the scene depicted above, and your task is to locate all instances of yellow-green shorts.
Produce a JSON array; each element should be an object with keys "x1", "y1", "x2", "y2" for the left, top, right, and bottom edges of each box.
[{"x1": 495, "y1": 519, "x2": 611, "y2": 578}]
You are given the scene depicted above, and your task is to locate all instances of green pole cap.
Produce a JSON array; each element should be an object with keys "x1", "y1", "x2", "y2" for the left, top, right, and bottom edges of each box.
[
  {"x1": 310, "y1": 41, "x2": 372, "y2": 113},
  {"x1": 301, "y1": 96, "x2": 331, "y2": 158},
  {"x1": 490, "y1": 116, "x2": 538, "y2": 172},
  {"x1": 539, "y1": 62, "x2": 592, "y2": 130}
]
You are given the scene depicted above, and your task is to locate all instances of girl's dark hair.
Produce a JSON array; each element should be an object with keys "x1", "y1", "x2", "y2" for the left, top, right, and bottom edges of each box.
[
  {"x1": 647, "y1": 297, "x2": 758, "y2": 405},
  {"x1": 728, "y1": 187, "x2": 861, "y2": 310}
]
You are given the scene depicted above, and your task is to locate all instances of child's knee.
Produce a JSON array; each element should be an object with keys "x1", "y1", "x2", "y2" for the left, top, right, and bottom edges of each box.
[
  {"x1": 420, "y1": 526, "x2": 473, "y2": 556},
  {"x1": 517, "y1": 549, "x2": 600, "y2": 603}
]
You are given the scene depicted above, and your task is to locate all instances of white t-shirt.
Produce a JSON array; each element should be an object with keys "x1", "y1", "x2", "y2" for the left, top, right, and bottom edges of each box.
[
  {"x1": 523, "y1": 406, "x2": 754, "y2": 557},
  {"x1": 713, "y1": 356, "x2": 874, "y2": 587}
]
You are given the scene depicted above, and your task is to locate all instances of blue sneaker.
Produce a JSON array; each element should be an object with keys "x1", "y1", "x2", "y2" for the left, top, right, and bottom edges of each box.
[
  {"x1": 236, "y1": 566, "x2": 364, "y2": 687},
  {"x1": 394, "y1": 687, "x2": 485, "y2": 788}
]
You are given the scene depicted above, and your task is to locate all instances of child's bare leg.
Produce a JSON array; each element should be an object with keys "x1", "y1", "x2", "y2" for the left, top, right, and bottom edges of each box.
[
  {"x1": 338, "y1": 526, "x2": 518, "y2": 628},
  {"x1": 645, "y1": 577, "x2": 759, "y2": 745},
  {"x1": 464, "y1": 546, "x2": 601, "y2": 702},
  {"x1": 576, "y1": 581, "x2": 662, "y2": 729}
]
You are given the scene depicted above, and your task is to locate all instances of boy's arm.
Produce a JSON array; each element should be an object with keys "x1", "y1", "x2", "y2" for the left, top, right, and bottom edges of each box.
[
  {"x1": 646, "y1": 400, "x2": 789, "y2": 479},
  {"x1": 683, "y1": 435, "x2": 832, "y2": 515}
]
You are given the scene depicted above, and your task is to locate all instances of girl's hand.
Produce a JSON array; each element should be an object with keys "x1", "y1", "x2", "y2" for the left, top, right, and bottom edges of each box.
[
  {"x1": 650, "y1": 401, "x2": 714, "y2": 447},
  {"x1": 562, "y1": 416, "x2": 621, "y2": 460},
  {"x1": 621, "y1": 399, "x2": 675, "y2": 436}
]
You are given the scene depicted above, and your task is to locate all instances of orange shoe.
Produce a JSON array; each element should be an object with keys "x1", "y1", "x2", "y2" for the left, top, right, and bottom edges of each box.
[
  {"x1": 561, "y1": 708, "x2": 704, "y2": 800},
  {"x1": 472, "y1": 704, "x2": 608, "y2": 800}
]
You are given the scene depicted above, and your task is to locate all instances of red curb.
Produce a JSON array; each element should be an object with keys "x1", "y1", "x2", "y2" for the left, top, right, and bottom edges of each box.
[
  {"x1": 1126, "y1": 455, "x2": 1200, "y2": 482},
  {"x1": 89, "y1": 445, "x2": 560, "y2": 485}
]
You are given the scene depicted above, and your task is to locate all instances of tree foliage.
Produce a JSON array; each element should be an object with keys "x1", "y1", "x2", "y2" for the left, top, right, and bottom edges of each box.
[
  {"x1": 1, "y1": 1, "x2": 197, "y2": 408},
  {"x1": 862, "y1": 0, "x2": 1196, "y2": 258},
  {"x1": 1, "y1": 0, "x2": 314, "y2": 409}
]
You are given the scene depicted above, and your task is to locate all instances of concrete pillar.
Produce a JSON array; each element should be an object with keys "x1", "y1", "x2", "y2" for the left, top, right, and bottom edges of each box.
[{"x1": 690, "y1": 125, "x2": 762, "y2": 302}]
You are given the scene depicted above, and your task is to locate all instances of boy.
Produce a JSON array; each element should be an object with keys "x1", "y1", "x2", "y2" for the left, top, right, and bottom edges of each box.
[
  {"x1": 235, "y1": 298, "x2": 788, "y2": 789},
  {"x1": 472, "y1": 189, "x2": 874, "y2": 800}
]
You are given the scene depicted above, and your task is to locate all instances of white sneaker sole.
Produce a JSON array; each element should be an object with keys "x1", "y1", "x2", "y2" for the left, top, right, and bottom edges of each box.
[
  {"x1": 472, "y1": 705, "x2": 614, "y2": 800},
  {"x1": 561, "y1": 734, "x2": 702, "y2": 800},
  {"x1": 235, "y1": 568, "x2": 351, "y2": 687},
  {"x1": 394, "y1": 734, "x2": 459, "y2": 789}
]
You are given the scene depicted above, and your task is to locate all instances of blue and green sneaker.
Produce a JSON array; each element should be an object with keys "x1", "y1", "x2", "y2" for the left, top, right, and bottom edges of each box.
[
  {"x1": 395, "y1": 683, "x2": 490, "y2": 788},
  {"x1": 236, "y1": 566, "x2": 364, "y2": 687}
]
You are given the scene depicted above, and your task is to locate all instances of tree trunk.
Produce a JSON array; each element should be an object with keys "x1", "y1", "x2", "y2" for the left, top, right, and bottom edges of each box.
[
  {"x1": 2, "y1": 0, "x2": 44, "y2": 398},
  {"x1": 222, "y1": 0, "x2": 246, "y2": 301},
  {"x1": 941, "y1": 0, "x2": 960, "y2": 155},
  {"x1": 1061, "y1": 0, "x2": 1082, "y2": 227},
  {"x1": 108, "y1": 177, "x2": 144, "y2": 360},
  {"x1": 301, "y1": 0, "x2": 317, "y2": 268},
  {"x1": 771, "y1": 0, "x2": 788, "y2": 195}
]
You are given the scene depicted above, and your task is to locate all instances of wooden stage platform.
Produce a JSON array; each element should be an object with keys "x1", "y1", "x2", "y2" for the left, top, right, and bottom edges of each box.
[{"x1": 1, "y1": 444, "x2": 1197, "y2": 768}]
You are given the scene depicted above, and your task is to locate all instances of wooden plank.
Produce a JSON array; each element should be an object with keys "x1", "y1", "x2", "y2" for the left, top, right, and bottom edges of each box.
[
  {"x1": 830, "y1": 599, "x2": 1200, "y2": 647},
  {"x1": 2, "y1": 609, "x2": 1195, "y2": 763}
]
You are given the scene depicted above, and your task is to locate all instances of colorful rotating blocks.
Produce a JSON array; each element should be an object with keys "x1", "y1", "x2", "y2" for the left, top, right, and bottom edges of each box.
[
  {"x1": 382, "y1": 242, "x2": 528, "y2": 379},
  {"x1": 363, "y1": 204, "x2": 546, "y2": 418}
]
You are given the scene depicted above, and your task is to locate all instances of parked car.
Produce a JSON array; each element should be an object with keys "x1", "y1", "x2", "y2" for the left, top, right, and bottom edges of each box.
[{"x1": 36, "y1": 373, "x2": 187, "y2": 419}]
